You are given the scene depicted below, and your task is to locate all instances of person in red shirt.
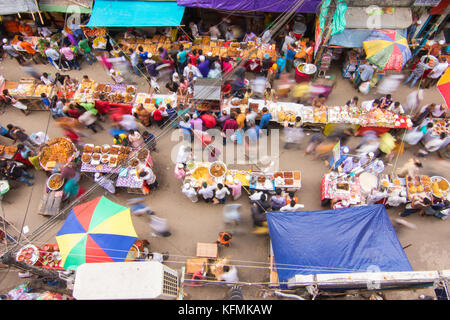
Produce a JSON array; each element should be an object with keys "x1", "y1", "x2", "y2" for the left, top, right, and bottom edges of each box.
[
  {"x1": 222, "y1": 81, "x2": 232, "y2": 98},
  {"x1": 94, "y1": 94, "x2": 111, "y2": 121},
  {"x1": 67, "y1": 104, "x2": 82, "y2": 118},
  {"x1": 63, "y1": 128, "x2": 80, "y2": 145},
  {"x1": 222, "y1": 113, "x2": 238, "y2": 145},
  {"x1": 201, "y1": 112, "x2": 216, "y2": 129},
  {"x1": 188, "y1": 49, "x2": 199, "y2": 67},
  {"x1": 152, "y1": 106, "x2": 163, "y2": 128}
]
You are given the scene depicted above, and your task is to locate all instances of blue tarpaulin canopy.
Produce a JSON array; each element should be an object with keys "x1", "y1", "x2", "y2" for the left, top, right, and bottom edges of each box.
[
  {"x1": 87, "y1": 0, "x2": 185, "y2": 27},
  {"x1": 267, "y1": 205, "x2": 412, "y2": 288}
]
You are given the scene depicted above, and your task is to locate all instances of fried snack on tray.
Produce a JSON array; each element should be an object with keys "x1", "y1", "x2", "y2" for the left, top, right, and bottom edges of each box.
[
  {"x1": 81, "y1": 154, "x2": 91, "y2": 163},
  {"x1": 110, "y1": 146, "x2": 120, "y2": 155},
  {"x1": 39, "y1": 138, "x2": 74, "y2": 168},
  {"x1": 48, "y1": 175, "x2": 63, "y2": 189}
]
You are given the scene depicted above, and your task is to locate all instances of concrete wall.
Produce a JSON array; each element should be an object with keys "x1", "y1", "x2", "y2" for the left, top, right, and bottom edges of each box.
[{"x1": 347, "y1": 0, "x2": 415, "y2": 7}]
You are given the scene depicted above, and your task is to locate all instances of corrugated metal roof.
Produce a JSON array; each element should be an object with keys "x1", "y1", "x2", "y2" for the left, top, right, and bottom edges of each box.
[
  {"x1": 0, "y1": 0, "x2": 39, "y2": 15},
  {"x1": 193, "y1": 78, "x2": 221, "y2": 101}
]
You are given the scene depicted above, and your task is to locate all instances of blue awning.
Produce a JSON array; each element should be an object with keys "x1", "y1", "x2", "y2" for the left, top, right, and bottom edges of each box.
[
  {"x1": 87, "y1": 0, "x2": 185, "y2": 27},
  {"x1": 267, "y1": 205, "x2": 412, "y2": 288}
]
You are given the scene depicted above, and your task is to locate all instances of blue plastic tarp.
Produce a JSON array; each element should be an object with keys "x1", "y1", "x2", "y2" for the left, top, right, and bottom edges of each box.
[
  {"x1": 267, "y1": 205, "x2": 412, "y2": 287},
  {"x1": 87, "y1": 0, "x2": 186, "y2": 27},
  {"x1": 329, "y1": 29, "x2": 407, "y2": 48}
]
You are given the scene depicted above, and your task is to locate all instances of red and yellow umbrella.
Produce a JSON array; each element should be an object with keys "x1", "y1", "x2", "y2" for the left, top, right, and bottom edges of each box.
[
  {"x1": 437, "y1": 67, "x2": 450, "y2": 108},
  {"x1": 363, "y1": 29, "x2": 412, "y2": 72},
  {"x1": 56, "y1": 196, "x2": 138, "y2": 270}
]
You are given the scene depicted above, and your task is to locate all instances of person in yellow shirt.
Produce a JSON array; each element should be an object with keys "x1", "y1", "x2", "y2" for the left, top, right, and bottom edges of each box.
[{"x1": 235, "y1": 109, "x2": 246, "y2": 129}]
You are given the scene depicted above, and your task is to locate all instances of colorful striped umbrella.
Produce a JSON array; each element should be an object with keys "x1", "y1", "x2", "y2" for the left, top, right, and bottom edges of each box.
[
  {"x1": 56, "y1": 196, "x2": 138, "y2": 270},
  {"x1": 362, "y1": 30, "x2": 412, "y2": 72},
  {"x1": 437, "y1": 67, "x2": 450, "y2": 108}
]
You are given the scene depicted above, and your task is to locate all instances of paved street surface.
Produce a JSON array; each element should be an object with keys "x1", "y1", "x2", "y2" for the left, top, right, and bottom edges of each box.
[{"x1": 0, "y1": 56, "x2": 448, "y2": 300}]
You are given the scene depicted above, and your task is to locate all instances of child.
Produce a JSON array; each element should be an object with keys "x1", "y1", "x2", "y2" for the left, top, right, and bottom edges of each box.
[{"x1": 40, "y1": 93, "x2": 51, "y2": 110}]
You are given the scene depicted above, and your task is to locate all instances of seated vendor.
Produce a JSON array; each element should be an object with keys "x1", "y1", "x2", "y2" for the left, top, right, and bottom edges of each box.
[{"x1": 312, "y1": 94, "x2": 326, "y2": 108}]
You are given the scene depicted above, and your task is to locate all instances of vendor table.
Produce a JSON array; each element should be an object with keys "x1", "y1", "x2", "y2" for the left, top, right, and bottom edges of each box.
[
  {"x1": 81, "y1": 162, "x2": 118, "y2": 174},
  {"x1": 0, "y1": 145, "x2": 18, "y2": 160},
  {"x1": 116, "y1": 167, "x2": 144, "y2": 194},
  {"x1": 320, "y1": 173, "x2": 362, "y2": 206},
  {"x1": 2, "y1": 78, "x2": 54, "y2": 111}
]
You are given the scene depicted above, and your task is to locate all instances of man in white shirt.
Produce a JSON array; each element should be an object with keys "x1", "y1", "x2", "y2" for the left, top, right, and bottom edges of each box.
[
  {"x1": 209, "y1": 25, "x2": 221, "y2": 39},
  {"x1": 218, "y1": 265, "x2": 239, "y2": 285},
  {"x1": 40, "y1": 73, "x2": 54, "y2": 85},
  {"x1": 282, "y1": 32, "x2": 295, "y2": 54},
  {"x1": 139, "y1": 166, "x2": 158, "y2": 191},
  {"x1": 182, "y1": 183, "x2": 198, "y2": 203},
  {"x1": 183, "y1": 63, "x2": 202, "y2": 78},
  {"x1": 361, "y1": 99, "x2": 380, "y2": 112},
  {"x1": 44, "y1": 44, "x2": 61, "y2": 71},
  {"x1": 280, "y1": 200, "x2": 304, "y2": 212},
  {"x1": 176, "y1": 145, "x2": 191, "y2": 165},
  {"x1": 198, "y1": 182, "x2": 216, "y2": 202},
  {"x1": 215, "y1": 183, "x2": 230, "y2": 204},
  {"x1": 249, "y1": 190, "x2": 264, "y2": 202},
  {"x1": 388, "y1": 101, "x2": 405, "y2": 115},
  {"x1": 262, "y1": 29, "x2": 272, "y2": 43},
  {"x1": 225, "y1": 27, "x2": 235, "y2": 41},
  {"x1": 424, "y1": 57, "x2": 448, "y2": 88},
  {"x1": 189, "y1": 22, "x2": 199, "y2": 38}
]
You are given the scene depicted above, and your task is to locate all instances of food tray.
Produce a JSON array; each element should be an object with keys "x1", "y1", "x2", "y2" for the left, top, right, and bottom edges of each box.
[
  {"x1": 301, "y1": 107, "x2": 314, "y2": 123},
  {"x1": 91, "y1": 153, "x2": 101, "y2": 165},
  {"x1": 431, "y1": 176, "x2": 449, "y2": 198},
  {"x1": 47, "y1": 173, "x2": 64, "y2": 191},
  {"x1": 406, "y1": 175, "x2": 433, "y2": 199}
]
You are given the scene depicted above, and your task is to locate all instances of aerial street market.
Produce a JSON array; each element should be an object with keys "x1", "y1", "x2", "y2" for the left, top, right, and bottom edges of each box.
[{"x1": 0, "y1": 0, "x2": 449, "y2": 302}]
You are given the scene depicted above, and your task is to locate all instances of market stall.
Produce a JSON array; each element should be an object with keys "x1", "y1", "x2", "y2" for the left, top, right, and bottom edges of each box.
[
  {"x1": 119, "y1": 35, "x2": 277, "y2": 66},
  {"x1": 192, "y1": 78, "x2": 221, "y2": 113},
  {"x1": 184, "y1": 160, "x2": 301, "y2": 195},
  {"x1": 38, "y1": 137, "x2": 78, "y2": 172},
  {"x1": 3, "y1": 78, "x2": 55, "y2": 111},
  {"x1": 0, "y1": 145, "x2": 18, "y2": 160},
  {"x1": 405, "y1": 175, "x2": 449, "y2": 201},
  {"x1": 320, "y1": 172, "x2": 362, "y2": 208},
  {"x1": 15, "y1": 243, "x2": 63, "y2": 269},
  {"x1": 73, "y1": 81, "x2": 136, "y2": 105},
  {"x1": 134, "y1": 93, "x2": 177, "y2": 114},
  {"x1": 249, "y1": 171, "x2": 302, "y2": 193}
]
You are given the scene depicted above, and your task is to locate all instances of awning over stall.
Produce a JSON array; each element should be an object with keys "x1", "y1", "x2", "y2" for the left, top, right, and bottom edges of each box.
[
  {"x1": 87, "y1": 0, "x2": 185, "y2": 27},
  {"x1": 329, "y1": 28, "x2": 407, "y2": 48},
  {"x1": 176, "y1": 0, "x2": 321, "y2": 13},
  {"x1": 267, "y1": 205, "x2": 413, "y2": 288},
  {"x1": 39, "y1": 0, "x2": 93, "y2": 14},
  {"x1": 0, "y1": 0, "x2": 38, "y2": 15}
]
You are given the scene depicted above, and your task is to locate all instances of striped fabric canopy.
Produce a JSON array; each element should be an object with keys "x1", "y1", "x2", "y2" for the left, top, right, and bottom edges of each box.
[{"x1": 363, "y1": 29, "x2": 412, "y2": 72}]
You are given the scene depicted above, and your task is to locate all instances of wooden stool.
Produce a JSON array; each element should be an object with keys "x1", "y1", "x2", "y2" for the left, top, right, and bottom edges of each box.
[{"x1": 196, "y1": 242, "x2": 218, "y2": 258}]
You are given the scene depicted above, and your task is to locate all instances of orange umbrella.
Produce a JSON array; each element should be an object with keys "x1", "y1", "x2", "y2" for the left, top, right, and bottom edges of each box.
[{"x1": 437, "y1": 68, "x2": 450, "y2": 108}]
